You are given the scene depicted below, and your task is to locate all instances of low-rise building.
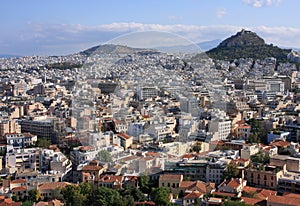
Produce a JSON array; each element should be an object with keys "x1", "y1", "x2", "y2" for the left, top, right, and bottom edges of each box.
[
  {"x1": 244, "y1": 165, "x2": 285, "y2": 190},
  {"x1": 5, "y1": 133, "x2": 37, "y2": 148}
]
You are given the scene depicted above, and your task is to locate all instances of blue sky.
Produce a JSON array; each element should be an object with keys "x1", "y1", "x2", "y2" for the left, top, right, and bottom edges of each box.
[{"x1": 1, "y1": 0, "x2": 299, "y2": 55}]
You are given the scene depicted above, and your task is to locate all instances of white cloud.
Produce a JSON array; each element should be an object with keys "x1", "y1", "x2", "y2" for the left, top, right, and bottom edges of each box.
[
  {"x1": 2, "y1": 22, "x2": 300, "y2": 55},
  {"x1": 216, "y1": 8, "x2": 227, "y2": 18},
  {"x1": 243, "y1": 0, "x2": 281, "y2": 8}
]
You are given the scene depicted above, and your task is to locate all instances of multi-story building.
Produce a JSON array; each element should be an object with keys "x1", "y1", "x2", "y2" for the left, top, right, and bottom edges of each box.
[
  {"x1": 164, "y1": 159, "x2": 207, "y2": 182},
  {"x1": 5, "y1": 147, "x2": 40, "y2": 173},
  {"x1": 20, "y1": 117, "x2": 54, "y2": 140},
  {"x1": 20, "y1": 117, "x2": 66, "y2": 145},
  {"x1": 241, "y1": 144, "x2": 260, "y2": 159},
  {"x1": 277, "y1": 171, "x2": 300, "y2": 194},
  {"x1": 208, "y1": 119, "x2": 232, "y2": 140},
  {"x1": 206, "y1": 161, "x2": 227, "y2": 185},
  {"x1": 117, "y1": 133, "x2": 133, "y2": 149},
  {"x1": 137, "y1": 86, "x2": 158, "y2": 100},
  {"x1": 0, "y1": 119, "x2": 21, "y2": 137},
  {"x1": 159, "y1": 174, "x2": 183, "y2": 195},
  {"x1": 5, "y1": 133, "x2": 37, "y2": 148},
  {"x1": 233, "y1": 121, "x2": 251, "y2": 140},
  {"x1": 70, "y1": 146, "x2": 99, "y2": 167},
  {"x1": 244, "y1": 165, "x2": 285, "y2": 190},
  {"x1": 270, "y1": 155, "x2": 300, "y2": 172}
]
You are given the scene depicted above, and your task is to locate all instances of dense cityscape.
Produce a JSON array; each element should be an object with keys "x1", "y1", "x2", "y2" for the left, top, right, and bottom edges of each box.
[
  {"x1": 0, "y1": 28, "x2": 299, "y2": 206},
  {"x1": 1, "y1": 1, "x2": 300, "y2": 205}
]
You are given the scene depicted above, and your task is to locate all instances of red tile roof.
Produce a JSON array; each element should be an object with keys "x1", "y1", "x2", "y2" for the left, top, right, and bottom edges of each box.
[
  {"x1": 159, "y1": 174, "x2": 182, "y2": 181},
  {"x1": 99, "y1": 175, "x2": 123, "y2": 183},
  {"x1": 38, "y1": 182, "x2": 70, "y2": 191},
  {"x1": 242, "y1": 197, "x2": 262, "y2": 205},
  {"x1": 181, "y1": 153, "x2": 194, "y2": 159},
  {"x1": 180, "y1": 180, "x2": 215, "y2": 193},
  {"x1": 118, "y1": 132, "x2": 132, "y2": 140},
  {"x1": 283, "y1": 193, "x2": 300, "y2": 199},
  {"x1": 82, "y1": 165, "x2": 103, "y2": 171},
  {"x1": 268, "y1": 195, "x2": 300, "y2": 206},
  {"x1": 145, "y1": 152, "x2": 160, "y2": 157},
  {"x1": 11, "y1": 186, "x2": 27, "y2": 192},
  {"x1": 184, "y1": 191, "x2": 203, "y2": 199},
  {"x1": 270, "y1": 140, "x2": 290, "y2": 148},
  {"x1": 212, "y1": 191, "x2": 236, "y2": 197},
  {"x1": 0, "y1": 198, "x2": 22, "y2": 206},
  {"x1": 10, "y1": 179, "x2": 26, "y2": 184},
  {"x1": 79, "y1": 146, "x2": 94, "y2": 152}
]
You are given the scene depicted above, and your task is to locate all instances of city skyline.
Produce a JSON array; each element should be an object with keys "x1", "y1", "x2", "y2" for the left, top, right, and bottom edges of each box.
[{"x1": 1, "y1": 0, "x2": 300, "y2": 55}]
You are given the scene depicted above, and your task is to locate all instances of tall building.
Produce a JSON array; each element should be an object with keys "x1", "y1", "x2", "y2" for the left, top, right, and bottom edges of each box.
[
  {"x1": 0, "y1": 119, "x2": 21, "y2": 137},
  {"x1": 137, "y1": 86, "x2": 158, "y2": 100}
]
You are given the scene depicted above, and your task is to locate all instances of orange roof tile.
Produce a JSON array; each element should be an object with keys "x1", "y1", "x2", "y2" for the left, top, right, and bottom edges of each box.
[
  {"x1": 283, "y1": 193, "x2": 300, "y2": 198},
  {"x1": 145, "y1": 152, "x2": 160, "y2": 157},
  {"x1": 38, "y1": 182, "x2": 70, "y2": 191},
  {"x1": 82, "y1": 165, "x2": 103, "y2": 171},
  {"x1": 11, "y1": 186, "x2": 27, "y2": 192},
  {"x1": 99, "y1": 175, "x2": 123, "y2": 183},
  {"x1": 268, "y1": 195, "x2": 300, "y2": 206},
  {"x1": 226, "y1": 179, "x2": 241, "y2": 189},
  {"x1": 184, "y1": 191, "x2": 203, "y2": 199},
  {"x1": 181, "y1": 154, "x2": 194, "y2": 159},
  {"x1": 242, "y1": 186, "x2": 259, "y2": 194},
  {"x1": 270, "y1": 140, "x2": 290, "y2": 148},
  {"x1": 10, "y1": 179, "x2": 26, "y2": 184},
  {"x1": 0, "y1": 198, "x2": 22, "y2": 206},
  {"x1": 159, "y1": 174, "x2": 182, "y2": 181},
  {"x1": 118, "y1": 132, "x2": 132, "y2": 140},
  {"x1": 242, "y1": 197, "x2": 262, "y2": 205},
  {"x1": 212, "y1": 191, "x2": 236, "y2": 197},
  {"x1": 179, "y1": 181, "x2": 194, "y2": 189},
  {"x1": 79, "y1": 146, "x2": 94, "y2": 151}
]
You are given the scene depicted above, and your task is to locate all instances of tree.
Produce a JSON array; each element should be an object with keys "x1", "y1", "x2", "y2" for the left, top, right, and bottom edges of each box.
[
  {"x1": 11, "y1": 196, "x2": 18, "y2": 202},
  {"x1": 36, "y1": 137, "x2": 51, "y2": 148},
  {"x1": 192, "y1": 142, "x2": 202, "y2": 153},
  {"x1": 250, "y1": 152, "x2": 270, "y2": 164},
  {"x1": 96, "y1": 150, "x2": 112, "y2": 163},
  {"x1": 139, "y1": 173, "x2": 150, "y2": 194},
  {"x1": 151, "y1": 187, "x2": 171, "y2": 206},
  {"x1": 28, "y1": 189, "x2": 40, "y2": 202},
  {"x1": 222, "y1": 163, "x2": 240, "y2": 180},
  {"x1": 51, "y1": 187, "x2": 63, "y2": 200},
  {"x1": 121, "y1": 186, "x2": 146, "y2": 202},
  {"x1": 248, "y1": 118, "x2": 268, "y2": 144},
  {"x1": 122, "y1": 195, "x2": 134, "y2": 206},
  {"x1": 22, "y1": 202, "x2": 33, "y2": 206},
  {"x1": 61, "y1": 185, "x2": 84, "y2": 206},
  {"x1": 94, "y1": 187, "x2": 123, "y2": 206}
]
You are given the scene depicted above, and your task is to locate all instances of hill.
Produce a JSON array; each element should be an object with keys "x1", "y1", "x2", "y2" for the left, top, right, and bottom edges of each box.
[
  {"x1": 80, "y1": 44, "x2": 154, "y2": 56},
  {"x1": 206, "y1": 29, "x2": 291, "y2": 62}
]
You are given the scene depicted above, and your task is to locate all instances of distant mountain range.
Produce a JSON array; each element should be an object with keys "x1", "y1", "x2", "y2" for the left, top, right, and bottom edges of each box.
[
  {"x1": 0, "y1": 54, "x2": 21, "y2": 58},
  {"x1": 206, "y1": 29, "x2": 291, "y2": 62},
  {"x1": 80, "y1": 39, "x2": 222, "y2": 55},
  {"x1": 0, "y1": 30, "x2": 297, "y2": 62},
  {"x1": 154, "y1": 39, "x2": 221, "y2": 53}
]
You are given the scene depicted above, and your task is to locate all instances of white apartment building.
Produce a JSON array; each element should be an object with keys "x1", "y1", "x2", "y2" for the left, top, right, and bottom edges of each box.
[{"x1": 5, "y1": 133, "x2": 37, "y2": 147}]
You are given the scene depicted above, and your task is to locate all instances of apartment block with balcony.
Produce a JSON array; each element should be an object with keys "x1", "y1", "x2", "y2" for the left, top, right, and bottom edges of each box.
[{"x1": 244, "y1": 165, "x2": 285, "y2": 190}]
